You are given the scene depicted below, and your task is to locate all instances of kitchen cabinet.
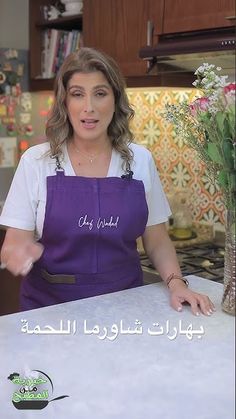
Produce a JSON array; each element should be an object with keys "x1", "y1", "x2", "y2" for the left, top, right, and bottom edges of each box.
[
  {"x1": 0, "y1": 229, "x2": 20, "y2": 315},
  {"x1": 29, "y1": 0, "x2": 165, "y2": 89},
  {"x1": 84, "y1": 0, "x2": 235, "y2": 70},
  {"x1": 83, "y1": 0, "x2": 164, "y2": 77},
  {"x1": 162, "y1": 0, "x2": 235, "y2": 33},
  {"x1": 29, "y1": 0, "x2": 235, "y2": 90}
]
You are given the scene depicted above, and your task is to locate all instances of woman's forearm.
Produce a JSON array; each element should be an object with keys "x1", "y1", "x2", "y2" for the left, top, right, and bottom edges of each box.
[{"x1": 142, "y1": 223, "x2": 184, "y2": 286}]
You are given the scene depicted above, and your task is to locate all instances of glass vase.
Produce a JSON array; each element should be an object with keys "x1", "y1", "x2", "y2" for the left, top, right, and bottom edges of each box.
[{"x1": 221, "y1": 209, "x2": 236, "y2": 315}]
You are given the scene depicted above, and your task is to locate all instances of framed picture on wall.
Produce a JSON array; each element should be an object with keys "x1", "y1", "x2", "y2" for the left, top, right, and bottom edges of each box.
[{"x1": 0, "y1": 137, "x2": 17, "y2": 168}]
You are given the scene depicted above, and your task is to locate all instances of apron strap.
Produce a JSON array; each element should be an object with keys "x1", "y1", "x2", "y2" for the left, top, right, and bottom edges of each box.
[
  {"x1": 121, "y1": 162, "x2": 133, "y2": 179},
  {"x1": 50, "y1": 155, "x2": 65, "y2": 172},
  {"x1": 121, "y1": 170, "x2": 133, "y2": 179}
]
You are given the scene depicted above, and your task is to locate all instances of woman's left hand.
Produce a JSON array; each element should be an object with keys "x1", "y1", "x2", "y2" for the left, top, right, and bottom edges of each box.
[
  {"x1": 169, "y1": 282, "x2": 215, "y2": 316},
  {"x1": 142, "y1": 224, "x2": 216, "y2": 316}
]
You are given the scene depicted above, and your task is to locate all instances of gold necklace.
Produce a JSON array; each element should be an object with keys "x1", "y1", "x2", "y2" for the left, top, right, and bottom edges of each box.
[{"x1": 73, "y1": 143, "x2": 110, "y2": 164}]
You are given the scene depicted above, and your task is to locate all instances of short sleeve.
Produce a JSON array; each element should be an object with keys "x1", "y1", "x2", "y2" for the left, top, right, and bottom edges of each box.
[
  {"x1": 0, "y1": 153, "x2": 39, "y2": 230},
  {"x1": 145, "y1": 154, "x2": 172, "y2": 226}
]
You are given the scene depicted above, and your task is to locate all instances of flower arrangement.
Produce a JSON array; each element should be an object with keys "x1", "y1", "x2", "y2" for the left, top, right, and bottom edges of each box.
[{"x1": 165, "y1": 63, "x2": 236, "y2": 214}]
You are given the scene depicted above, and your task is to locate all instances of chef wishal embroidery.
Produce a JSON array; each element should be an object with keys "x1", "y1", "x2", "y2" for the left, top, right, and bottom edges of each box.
[{"x1": 78, "y1": 214, "x2": 120, "y2": 230}]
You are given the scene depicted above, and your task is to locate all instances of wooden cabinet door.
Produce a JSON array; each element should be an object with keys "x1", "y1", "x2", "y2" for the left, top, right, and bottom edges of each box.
[
  {"x1": 163, "y1": 0, "x2": 236, "y2": 33},
  {"x1": 83, "y1": 0, "x2": 164, "y2": 77},
  {"x1": 0, "y1": 230, "x2": 20, "y2": 316}
]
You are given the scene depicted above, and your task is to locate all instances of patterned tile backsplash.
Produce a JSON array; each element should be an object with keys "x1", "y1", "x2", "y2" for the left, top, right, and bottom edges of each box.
[
  {"x1": 28, "y1": 87, "x2": 225, "y2": 229},
  {"x1": 126, "y1": 87, "x2": 225, "y2": 229}
]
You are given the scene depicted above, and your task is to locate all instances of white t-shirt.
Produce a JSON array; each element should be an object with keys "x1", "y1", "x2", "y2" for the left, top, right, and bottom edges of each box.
[{"x1": 0, "y1": 142, "x2": 171, "y2": 238}]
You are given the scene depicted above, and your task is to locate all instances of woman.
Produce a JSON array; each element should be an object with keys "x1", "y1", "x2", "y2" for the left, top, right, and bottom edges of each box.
[{"x1": 0, "y1": 48, "x2": 215, "y2": 315}]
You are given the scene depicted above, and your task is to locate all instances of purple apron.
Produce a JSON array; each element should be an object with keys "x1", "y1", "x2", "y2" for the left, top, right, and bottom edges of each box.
[{"x1": 20, "y1": 162, "x2": 148, "y2": 311}]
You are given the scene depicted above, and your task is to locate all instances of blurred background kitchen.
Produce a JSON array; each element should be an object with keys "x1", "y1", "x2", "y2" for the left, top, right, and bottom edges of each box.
[{"x1": 0, "y1": 0, "x2": 235, "y2": 314}]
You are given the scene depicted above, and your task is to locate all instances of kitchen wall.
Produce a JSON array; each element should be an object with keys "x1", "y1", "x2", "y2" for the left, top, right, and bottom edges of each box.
[
  {"x1": 0, "y1": 47, "x2": 29, "y2": 207},
  {"x1": 0, "y1": 0, "x2": 29, "y2": 208},
  {"x1": 0, "y1": 0, "x2": 29, "y2": 49},
  {"x1": 23, "y1": 88, "x2": 225, "y2": 229}
]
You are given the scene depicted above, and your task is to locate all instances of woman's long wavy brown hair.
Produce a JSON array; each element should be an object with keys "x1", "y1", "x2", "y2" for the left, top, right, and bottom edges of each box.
[{"x1": 46, "y1": 47, "x2": 135, "y2": 170}]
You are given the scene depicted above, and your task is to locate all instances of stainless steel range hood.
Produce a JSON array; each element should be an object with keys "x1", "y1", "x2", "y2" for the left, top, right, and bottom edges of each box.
[{"x1": 139, "y1": 28, "x2": 236, "y2": 78}]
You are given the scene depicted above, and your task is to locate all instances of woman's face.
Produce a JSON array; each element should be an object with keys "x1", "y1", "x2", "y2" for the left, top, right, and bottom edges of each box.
[{"x1": 66, "y1": 71, "x2": 115, "y2": 143}]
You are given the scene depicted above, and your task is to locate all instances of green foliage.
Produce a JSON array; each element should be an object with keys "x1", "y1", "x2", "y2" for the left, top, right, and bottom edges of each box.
[{"x1": 207, "y1": 143, "x2": 222, "y2": 164}]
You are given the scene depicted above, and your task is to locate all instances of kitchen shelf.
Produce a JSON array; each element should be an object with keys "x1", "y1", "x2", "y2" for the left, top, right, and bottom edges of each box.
[
  {"x1": 29, "y1": 73, "x2": 196, "y2": 93},
  {"x1": 29, "y1": 0, "x2": 83, "y2": 91},
  {"x1": 29, "y1": 78, "x2": 55, "y2": 92},
  {"x1": 36, "y1": 14, "x2": 82, "y2": 30}
]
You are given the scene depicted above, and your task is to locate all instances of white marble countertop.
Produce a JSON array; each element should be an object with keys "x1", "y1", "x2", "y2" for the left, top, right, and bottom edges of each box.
[{"x1": 0, "y1": 276, "x2": 235, "y2": 419}]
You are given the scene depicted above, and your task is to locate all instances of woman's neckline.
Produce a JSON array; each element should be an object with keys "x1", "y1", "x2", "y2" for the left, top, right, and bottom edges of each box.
[{"x1": 64, "y1": 142, "x2": 117, "y2": 178}]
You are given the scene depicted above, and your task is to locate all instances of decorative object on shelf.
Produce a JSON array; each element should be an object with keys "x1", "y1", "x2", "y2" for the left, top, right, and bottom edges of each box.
[
  {"x1": 165, "y1": 63, "x2": 236, "y2": 316},
  {"x1": 47, "y1": 5, "x2": 60, "y2": 20},
  {"x1": 41, "y1": 1, "x2": 65, "y2": 20},
  {"x1": 61, "y1": 0, "x2": 83, "y2": 16}
]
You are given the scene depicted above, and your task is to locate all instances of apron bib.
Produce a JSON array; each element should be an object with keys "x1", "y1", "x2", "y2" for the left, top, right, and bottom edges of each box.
[{"x1": 20, "y1": 165, "x2": 148, "y2": 310}]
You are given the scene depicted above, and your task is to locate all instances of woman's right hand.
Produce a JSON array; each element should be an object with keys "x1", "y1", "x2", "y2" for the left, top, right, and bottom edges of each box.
[{"x1": 0, "y1": 228, "x2": 44, "y2": 276}]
